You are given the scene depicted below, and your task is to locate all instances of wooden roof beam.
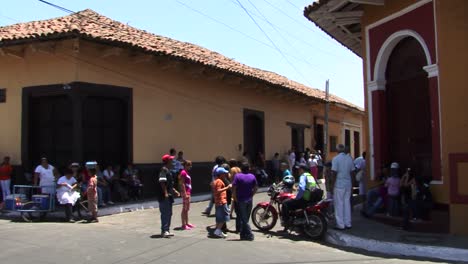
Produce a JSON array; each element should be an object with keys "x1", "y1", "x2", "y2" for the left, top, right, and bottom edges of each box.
[
  {"x1": 323, "y1": 11, "x2": 363, "y2": 19},
  {"x1": 222, "y1": 74, "x2": 242, "y2": 86},
  {"x1": 0, "y1": 47, "x2": 24, "y2": 59},
  {"x1": 204, "y1": 70, "x2": 225, "y2": 81},
  {"x1": 35, "y1": 42, "x2": 56, "y2": 54},
  {"x1": 335, "y1": 17, "x2": 361, "y2": 26},
  {"x1": 100, "y1": 47, "x2": 122, "y2": 58},
  {"x1": 328, "y1": 0, "x2": 348, "y2": 12},
  {"x1": 131, "y1": 54, "x2": 153, "y2": 64},
  {"x1": 349, "y1": 0, "x2": 384, "y2": 5}
]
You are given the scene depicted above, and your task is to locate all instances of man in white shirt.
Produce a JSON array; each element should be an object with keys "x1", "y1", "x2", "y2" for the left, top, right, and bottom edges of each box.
[
  {"x1": 288, "y1": 147, "x2": 296, "y2": 173},
  {"x1": 331, "y1": 144, "x2": 355, "y2": 230},
  {"x1": 354, "y1": 152, "x2": 367, "y2": 197}
]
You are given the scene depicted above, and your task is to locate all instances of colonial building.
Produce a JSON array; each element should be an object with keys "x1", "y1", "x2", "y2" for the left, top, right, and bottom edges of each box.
[
  {"x1": 305, "y1": 0, "x2": 468, "y2": 234},
  {"x1": 0, "y1": 10, "x2": 363, "y2": 195}
]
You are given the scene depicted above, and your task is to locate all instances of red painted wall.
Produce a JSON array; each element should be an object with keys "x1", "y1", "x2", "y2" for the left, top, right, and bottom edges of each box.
[{"x1": 368, "y1": 2, "x2": 436, "y2": 78}]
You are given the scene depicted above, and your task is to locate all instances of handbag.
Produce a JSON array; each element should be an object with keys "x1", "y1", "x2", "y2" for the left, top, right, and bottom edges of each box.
[{"x1": 355, "y1": 170, "x2": 364, "y2": 182}]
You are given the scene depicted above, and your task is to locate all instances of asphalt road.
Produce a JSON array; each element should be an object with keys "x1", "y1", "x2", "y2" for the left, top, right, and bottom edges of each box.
[{"x1": 0, "y1": 193, "x2": 446, "y2": 264}]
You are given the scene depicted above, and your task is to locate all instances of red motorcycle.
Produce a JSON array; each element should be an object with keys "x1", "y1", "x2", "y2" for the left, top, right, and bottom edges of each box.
[{"x1": 252, "y1": 184, "x2": 331, "y2": 239}]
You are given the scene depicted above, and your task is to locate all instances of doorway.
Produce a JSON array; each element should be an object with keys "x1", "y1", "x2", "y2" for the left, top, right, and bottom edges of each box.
[
  {"x1": 354, "y1": 131, "x2": 360, "y2": 158},
  {"x1": 315, "y1": 124, "x2": 324, "y2": 152},
  {"x1": 23, "y1": 82, "x2": 132, "y2": 170},
  {"x1": 29, "y1": 95, "x2": 74, "y2": 167},
  {"x1": 386, "y1": 37, "x2": 432, "y2": 177},
  {"x1": 291, "y1": 127, "x2": 304, "y2": 153},
  {"x1": 83, "y1": 96, "x2": 128, "y2": 167},
  {"x1": 243, "y1": 109, "x2": 265, "y2": 165}
]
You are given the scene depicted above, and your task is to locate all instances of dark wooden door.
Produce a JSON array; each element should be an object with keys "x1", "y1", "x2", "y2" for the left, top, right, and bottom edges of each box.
[
  {"x1": 345, "y1": 129, "x2": 351, "y2": 153},
  {"x1": 291, "y1": 127, "x2": 305, "y2": 153},
  {"x1": 315, "y1": 124, "x2": 324, "y2": 152},
  {"x1": 244, "y1": 110, "x2": 265, "y2": 165},
  {"x1": 354, "y1": 131, "x2": 360, "y2": 158},
  {"x1": 386, "y1": 37, "x2": 432, "y2": 177},
  {"x1": 30, "y1": 95, "x2": 73, "y2": 168},
  {"x1": 83, "y1": 97, "x2": 127, "y2": 167}
]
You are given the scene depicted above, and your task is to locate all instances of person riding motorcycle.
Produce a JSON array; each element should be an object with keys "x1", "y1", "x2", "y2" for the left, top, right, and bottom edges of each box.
[{"x1": 281, "y1": 163, "x2": 319, "y2": 230}]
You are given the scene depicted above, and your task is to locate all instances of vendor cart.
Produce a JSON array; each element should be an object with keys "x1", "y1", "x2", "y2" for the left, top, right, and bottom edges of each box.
[{"x1": 6, "y1": 185, "x2": 56, "y2": 222}]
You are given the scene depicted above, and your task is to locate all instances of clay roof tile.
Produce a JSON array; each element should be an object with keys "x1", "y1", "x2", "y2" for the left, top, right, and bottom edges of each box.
[{"x1": 0, "y1": 9, "x2": 362, "y2": 112}]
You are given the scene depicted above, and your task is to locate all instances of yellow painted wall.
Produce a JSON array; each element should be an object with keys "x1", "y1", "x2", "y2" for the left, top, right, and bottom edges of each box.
[
  {"x1": 0, "y1": 39, "x2": 363, "y2": 166},
  {"x1": 0, "y1": 42, "x2": 77, "y2": 165},
  {"x1": 436, "y1": 0, "x2": 468, "y2": 235}
]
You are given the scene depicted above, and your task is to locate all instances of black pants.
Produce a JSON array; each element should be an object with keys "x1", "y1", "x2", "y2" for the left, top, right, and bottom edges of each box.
[{"x1": 281, "y1": 199, "x2": 306, "y2": 224}]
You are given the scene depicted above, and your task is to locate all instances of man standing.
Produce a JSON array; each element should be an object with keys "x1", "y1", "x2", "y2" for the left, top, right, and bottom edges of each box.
[
  {"x1": 288, "y1": 147, "x2": 296, "y2": 173},
  {"x1": 331, "y1": 144, "x2": 355, "y2": 230},
  {"x1": 158, "y1": 154, "x2": 180, "y2": 238},
  {"x1": 354, "y1": 152, "x2": 367, "y2": 200},
  {"x1": 232, "y1": 162, "x2": 257, "y2": 241}
]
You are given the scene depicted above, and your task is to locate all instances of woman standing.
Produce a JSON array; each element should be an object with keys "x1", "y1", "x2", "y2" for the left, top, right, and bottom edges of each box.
[
  {"x1": 179, "y1": 160, "x2": 194, "y2": 230},
  {"x1": 57, "y1": 168, "x2": 80, "y2": 222},
  {"x1": 0, "y1": 156, "x2": 13, "y2": 206},
  {"x1": 33, "y1": 157, "x2": 57, "y2": 194}
]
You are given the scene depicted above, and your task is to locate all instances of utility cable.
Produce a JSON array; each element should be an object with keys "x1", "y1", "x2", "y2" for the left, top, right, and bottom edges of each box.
[
  {"x1": 262, "y1": 0, "x2": 341, "y2": 48},
  {"x1": 235, "y1": 0, "x2": 320, "y2": 85},
  {"x1": 228, "y1": 0, "x2": 345, "y2": 60}
]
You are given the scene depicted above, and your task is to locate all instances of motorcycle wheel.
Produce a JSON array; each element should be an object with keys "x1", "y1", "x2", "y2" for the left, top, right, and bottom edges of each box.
[
  {"x1": 251, "y1": 205, "x2": 277, "y2": 231},
  {"x1": 302, "y1": 213, "x2": 327, "y2": 240}
]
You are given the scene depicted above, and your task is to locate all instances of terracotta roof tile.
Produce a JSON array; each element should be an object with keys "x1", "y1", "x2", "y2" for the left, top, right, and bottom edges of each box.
[{"x1": 0, "y1": 9, "x2": 362, "y2": 112}]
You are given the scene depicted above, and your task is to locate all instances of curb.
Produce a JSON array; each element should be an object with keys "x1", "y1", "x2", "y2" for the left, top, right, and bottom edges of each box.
[{"x1": 325, "y1": 229, "x2": 468, "y2": 262}]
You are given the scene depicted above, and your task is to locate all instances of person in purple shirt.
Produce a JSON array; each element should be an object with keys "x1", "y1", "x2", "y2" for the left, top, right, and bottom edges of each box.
[{"x1": 232, "y1": 161, "x2": 258, "y2": 241}]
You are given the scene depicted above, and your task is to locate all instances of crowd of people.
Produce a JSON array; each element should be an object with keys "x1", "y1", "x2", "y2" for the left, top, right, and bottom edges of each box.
[
  {"x1": 361, "y1": 161, "x2": 433, "y2": 230},
  {"x1": 0, "y1": 144, "x2": 432, "y2": 235},
  {"x1": 156, "y1": 153, "x2": 258, "y2": 240}
]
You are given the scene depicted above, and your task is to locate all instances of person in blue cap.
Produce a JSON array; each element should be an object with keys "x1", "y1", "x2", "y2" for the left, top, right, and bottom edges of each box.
[{"x1": 212, "y1": 167, "x2": 232, "y2": 238}]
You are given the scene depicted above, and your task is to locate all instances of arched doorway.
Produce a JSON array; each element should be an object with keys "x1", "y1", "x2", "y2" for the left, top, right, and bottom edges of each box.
[
  {"x1": 243, "y1": 109, "x2": 265, "y2": 165},
  {"x1": 385, "y1": 37, "x2": 432, "y2": 178}
]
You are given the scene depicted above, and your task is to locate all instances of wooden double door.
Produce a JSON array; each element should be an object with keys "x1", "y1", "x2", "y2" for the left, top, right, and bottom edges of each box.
[{"x1": 23, "y1": 83, "x2": 132, "y2": 170}]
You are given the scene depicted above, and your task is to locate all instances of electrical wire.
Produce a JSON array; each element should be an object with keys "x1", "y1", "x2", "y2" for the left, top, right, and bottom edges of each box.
[
  {"x1": 37, "y1": 0, "x2": 331, "y2": 86},
  {"x1": 234, "y1": 0, "x2": 319, "y2": 85},
  {"x1": 228, "y1": 0, "x2": 345, "y2": 60},
  {"x1": 243, "y1": 0, "x2": 336, "y2": 77},
  {"x1": 0, "y1": 13, "x2": 20, "y2": 23},
  {"x1": 262, "y1": 0, "x2": 341, "y2": 48}
]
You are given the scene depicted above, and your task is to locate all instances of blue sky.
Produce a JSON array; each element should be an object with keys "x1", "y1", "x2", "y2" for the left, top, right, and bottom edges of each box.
[{"x1": 0, "y1": 0, "x2": 364, "y2": 107}]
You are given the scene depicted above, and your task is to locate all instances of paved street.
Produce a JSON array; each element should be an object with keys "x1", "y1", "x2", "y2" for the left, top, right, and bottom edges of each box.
[{"x1": 0, "y1": 193, "x2": 446, "y2": 264}]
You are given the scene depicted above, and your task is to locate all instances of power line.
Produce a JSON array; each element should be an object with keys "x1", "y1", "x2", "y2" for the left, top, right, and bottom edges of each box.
[
  {"x1": 262, "y1": 0, "x2": 340, "y2": 48},
  {"x1": 285, "y1": 0, "x2": 301, "y2": 10},
  {"x1": 175, "y1": 0, "x2": 329, "y2": 77},
  {"x1": 242, "y1": 0, "x2": 321, "y2": 79},
  {"x1": 234, "y1": 0, "x2": 318, "y2": 85},
  {"x1": 0, "y1": 13, "x2": 21, "y2": 23},
  {"x1": 227, "y1": 0, "x2": 347, "y2": 60},
  {"x1": 38, "y1": 0, "x2": 329, "y2": 84}
]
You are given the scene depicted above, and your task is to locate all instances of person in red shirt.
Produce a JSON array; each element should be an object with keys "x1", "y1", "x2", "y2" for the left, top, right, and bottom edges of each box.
[
  {"x1": 0, "y1": 156, "x2": 13, "y2": 205},
  {"x1": 212, "y1": 167, "x2": 232, "y2": 238}
]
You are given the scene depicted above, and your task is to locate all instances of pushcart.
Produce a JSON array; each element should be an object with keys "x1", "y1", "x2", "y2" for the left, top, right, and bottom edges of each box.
[{"x1": 7, "y1": 185, "x2": 56, "y2": 222}]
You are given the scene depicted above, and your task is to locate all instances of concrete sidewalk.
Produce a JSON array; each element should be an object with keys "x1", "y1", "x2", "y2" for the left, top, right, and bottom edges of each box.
[{"x1": 325, "y1": 204, "x2": 468, "y2": 263}]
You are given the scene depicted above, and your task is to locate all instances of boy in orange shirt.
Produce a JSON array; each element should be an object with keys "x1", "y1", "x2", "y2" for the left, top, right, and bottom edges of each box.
[{"x1": 213, "y1": 167, "x2": 232, "y2": 238}]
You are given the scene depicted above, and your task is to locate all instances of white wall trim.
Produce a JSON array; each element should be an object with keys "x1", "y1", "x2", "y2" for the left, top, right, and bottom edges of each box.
[
  {"x1": 374, "y1": 29, "x2": 432, "y2": 82},
  {"x1": 423, "y1": 64, "x2": 439, "y2": 78},
  {"x1": 366, "y1": 0, "x2": 433, "y2": 30},
  {"x1": 368, "y1": 79, "x2": 386, "y2": 91}
]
